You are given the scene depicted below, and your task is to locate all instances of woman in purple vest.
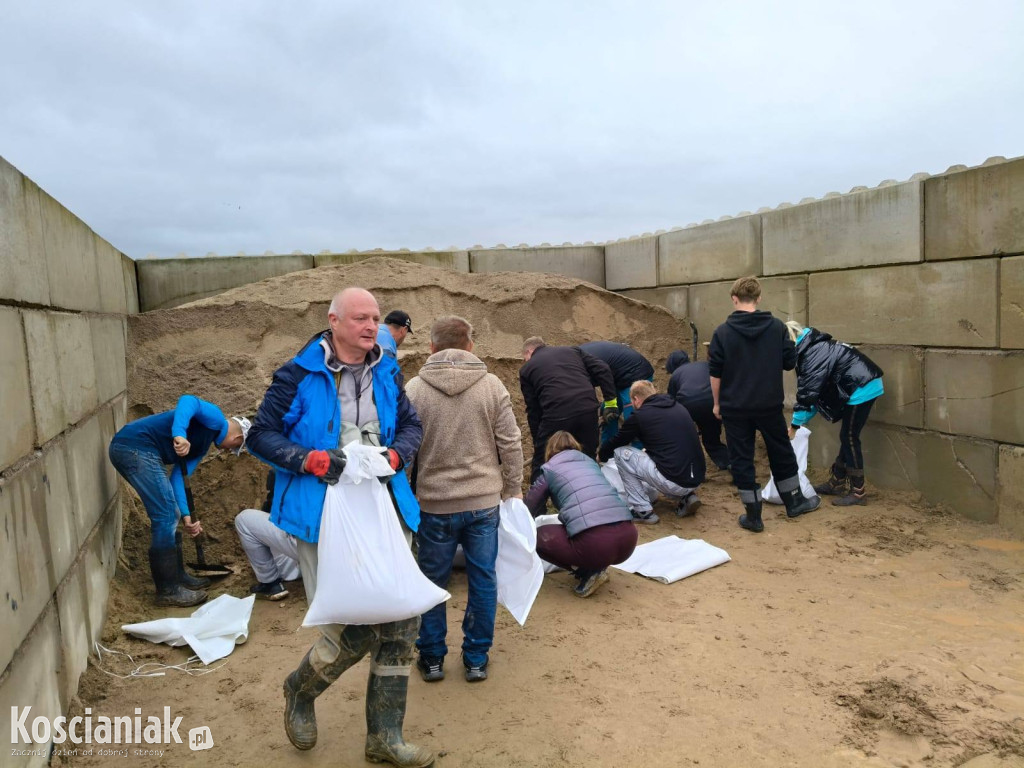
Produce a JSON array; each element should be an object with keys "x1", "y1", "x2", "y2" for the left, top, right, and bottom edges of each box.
[{"x1": 525, "y1": 431, "x2": 638, "y2": 598}]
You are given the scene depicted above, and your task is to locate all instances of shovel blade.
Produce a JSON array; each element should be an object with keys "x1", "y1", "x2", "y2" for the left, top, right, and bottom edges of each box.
[{"x1": 187, "y1": 562, "x2": 235, "y2": 578}]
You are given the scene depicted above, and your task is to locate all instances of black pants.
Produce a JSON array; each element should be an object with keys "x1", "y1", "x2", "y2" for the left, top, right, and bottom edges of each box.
[
  {"x1": 722, "y1": 407, "x2": 798, "y2": 492},
  {"x1": 530, "y1": 409, "x2": 600, "y2": 482},
  {"x1": 681, "y1": 396, "x2": 731, "y2": 470},
  {"x1": 836, "y1": 399, "x2": 875, "y2": 472}
]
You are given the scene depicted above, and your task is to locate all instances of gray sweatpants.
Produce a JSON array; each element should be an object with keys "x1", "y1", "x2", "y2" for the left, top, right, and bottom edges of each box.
[
  {"x1": 614, "y1": 446, "x2": 697, "y2": 513},
  {"x1": 233, "y1": 509, "x2": 301, "y2": 583}
]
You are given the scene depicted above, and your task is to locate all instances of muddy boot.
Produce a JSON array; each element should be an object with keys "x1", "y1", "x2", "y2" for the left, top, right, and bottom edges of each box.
[
  {"x1": 149, "y1": 547, "x2": 207, "y2": 607},
  {"x1": 365, "y1": 674, "x2": 435, "y2": 767},
  {"x1": 574, "y1": 568, "x2": 610, "y2": 598},
  {"x1": 283, "y1": 651, "x2": 332, "y2": 750},
  {"x1": 175, "y1": 531, "x2": 210, "y2": 589},
  {"x1": 813, "y1": 462, "x2": 848, "y2": 496},
  {"x1": 833, "y1": 469, "x2": 867, "y2": 507},
  {"x1": 737, "y1": 489, "x2": 764, "y2": 533},
  {"x1": 777, "y1": 475, "x2": 821, "y2": 518}
]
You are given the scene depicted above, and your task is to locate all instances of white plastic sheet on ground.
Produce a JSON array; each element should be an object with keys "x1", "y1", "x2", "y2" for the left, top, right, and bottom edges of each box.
[
  {"x1": 612, "y1": 536, "x2": 730, "y2": 584},
  {"x1": 534, "y1": 514, "x2": 564, "y2": 573},
  {"x1": 121, "y1": 594, "x2": 256, "y2": 665},
  {"x1": 601, "y1": 457, "x2": 659, "y2": 503},
  {"x1": 495, "y1": 498, "x2": 545, "y2": 626},
  {"x1": 303, "y1": 443, "x2": 450, "y2": 627},
  {"x1": 762, "y1": 426, "x2": 816, "y2": 503}
]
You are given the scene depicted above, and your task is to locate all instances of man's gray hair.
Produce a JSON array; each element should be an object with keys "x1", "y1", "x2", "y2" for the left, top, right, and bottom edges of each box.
[
  {"x1": 431, "y1": 315, "x2": 473, "y2": 351},
  {"x1": 522, "y1": 336, "x2": 546, "y2": 355}
]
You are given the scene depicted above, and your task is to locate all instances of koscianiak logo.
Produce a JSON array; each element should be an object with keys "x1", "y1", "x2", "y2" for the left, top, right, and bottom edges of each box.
[{"x1": 10, "y1": 706, "x2": 214, "y2": 758}]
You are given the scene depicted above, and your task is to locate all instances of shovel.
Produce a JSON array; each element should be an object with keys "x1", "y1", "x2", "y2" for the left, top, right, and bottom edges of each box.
[{"x1": 178, "y1": 460, "x2": 234, "y2": 578}]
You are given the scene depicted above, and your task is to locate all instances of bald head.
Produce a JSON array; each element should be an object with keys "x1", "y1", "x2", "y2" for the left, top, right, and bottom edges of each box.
[{"x1": 327, "y1": 286, "x2": 380, "y2": 364}]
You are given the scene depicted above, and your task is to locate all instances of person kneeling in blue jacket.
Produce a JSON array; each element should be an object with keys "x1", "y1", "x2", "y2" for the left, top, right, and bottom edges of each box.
[
  {"x1": 787, "y1": 323, "x2": 884, "y2": 507},
  {"x1": 108, "y1": 396, "x2": 249, "y2": 607}
]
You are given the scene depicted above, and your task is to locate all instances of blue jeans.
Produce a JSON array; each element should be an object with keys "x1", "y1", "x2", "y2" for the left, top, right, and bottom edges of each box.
[
  {"x1": 601, "y1": 384, "x2": 648, "y2": 446},
  {"x1": 416, "y1": 506, "x2": 499, "y2": 667},
  {"x1": 108, "y1": 440, "x2": 180, "y2": 549}
]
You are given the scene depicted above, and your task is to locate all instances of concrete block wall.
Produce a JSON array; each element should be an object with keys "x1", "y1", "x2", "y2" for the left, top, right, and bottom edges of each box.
[
  {"x1": 609, "y1": 157, "x2": 1024, "y2": 536},
  {"x1": 1, "y1": 156, "x2": 132, "y2": 766}
]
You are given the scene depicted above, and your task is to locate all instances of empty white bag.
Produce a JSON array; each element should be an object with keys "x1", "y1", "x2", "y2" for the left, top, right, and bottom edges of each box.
[
  {"x1": 495, "y1": 498, "x2": 545, "y2": 626},
  {"x1": 762, "y1": 426, "x2": 817, "y2": 503},
  {"x1": 122, "y1": 594, "x2": 255, "y2": 665},
  {"x1": 303, "y1": 444, "x2": 450, "y2": 627},
  {"x1": 612, "y1": 536, "x2": 730, "y2": 584}
]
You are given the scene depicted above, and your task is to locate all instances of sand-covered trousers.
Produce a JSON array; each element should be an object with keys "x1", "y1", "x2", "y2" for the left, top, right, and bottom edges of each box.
[
  {"x1": 296, "y1": 535, "x2": 418, "y2": 682},
  {"x1": 613, "y1": 446, "x2": 697, "y2": 513}
]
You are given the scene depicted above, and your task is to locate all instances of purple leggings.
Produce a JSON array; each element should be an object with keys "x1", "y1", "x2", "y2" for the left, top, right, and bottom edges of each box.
[{"x1": 537, "y1": 520, "x2": 638, "y2": 572}]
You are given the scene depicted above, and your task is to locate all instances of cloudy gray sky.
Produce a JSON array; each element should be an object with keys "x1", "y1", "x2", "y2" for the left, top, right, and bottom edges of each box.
[{"x1": 2, "y1": 1, "x2": 1022, "y2": 259}]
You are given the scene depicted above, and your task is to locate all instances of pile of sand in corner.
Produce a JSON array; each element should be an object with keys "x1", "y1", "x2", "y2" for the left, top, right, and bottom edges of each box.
[{"x1": 115, "y1": 257, "x2": 693, "y2": 613}]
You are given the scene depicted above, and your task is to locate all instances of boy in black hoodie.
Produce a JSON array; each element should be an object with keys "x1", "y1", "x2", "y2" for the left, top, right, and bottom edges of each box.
[{"x1": 708, "y1": 277, "x2": 819, "y2": 532}]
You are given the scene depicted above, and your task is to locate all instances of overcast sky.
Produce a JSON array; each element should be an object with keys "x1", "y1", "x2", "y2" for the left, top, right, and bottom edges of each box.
[{"x1": 2, "y1": 1, "x2": 1022, "y2": 259}]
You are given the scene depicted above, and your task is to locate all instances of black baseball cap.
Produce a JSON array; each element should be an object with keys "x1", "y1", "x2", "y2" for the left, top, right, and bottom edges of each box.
[{"x1": 384, "y1": 310, "x2": 413, "y2": 333}]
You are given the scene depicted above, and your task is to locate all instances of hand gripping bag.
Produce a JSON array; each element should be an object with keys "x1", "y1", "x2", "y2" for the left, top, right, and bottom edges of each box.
[
  {"x1": 303, "y1": 444, "x2": 450, "y2": 626},
  {"x1": 762, "y1": 426, "x2": 817, "y2": 503},
  {"x1": 495, "y1": 498, "x2": 545, "y2": 625}
]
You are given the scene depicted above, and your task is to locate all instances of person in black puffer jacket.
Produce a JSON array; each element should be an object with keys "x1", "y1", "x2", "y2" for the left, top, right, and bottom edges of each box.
[
  {"x1": 787, "y1": 323, "x2": 885, "y2": 507},
  {"x1": 525, "y1": 431, "x2": 638, "y2": 598}
]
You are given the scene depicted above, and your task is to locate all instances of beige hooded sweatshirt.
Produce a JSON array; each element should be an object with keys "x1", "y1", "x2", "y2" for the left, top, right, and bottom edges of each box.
[{"x1": 406, "y1": 348, "x2": 523, "y2": 514}]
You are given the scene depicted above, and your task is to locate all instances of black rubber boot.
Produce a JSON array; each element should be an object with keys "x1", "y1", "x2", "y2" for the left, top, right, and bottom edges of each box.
[
  {"x1": 365, "y1": 674, "x2": 435, "y2": 767},
  {"x1": 738, "y1": 489, "x2": 764, "y2": 533},
  {"x1": 813, "y1": 462, "x2": 848, "y2": 496},
  {"x1": 833, "y1": 469, "x2": 867, "y2": 507},
  {"x1": 777, "y1": 476, "x2": 821, "y2": 518},
  {"x1": 175, "y1": 531, "x2": 210, "y2": 589},
  {"x1": 283, "y1": 651, "x2": 332, "y2": 750},
  {"x1": 149, "y1": 547, "x2": 207, "y2": 607}
]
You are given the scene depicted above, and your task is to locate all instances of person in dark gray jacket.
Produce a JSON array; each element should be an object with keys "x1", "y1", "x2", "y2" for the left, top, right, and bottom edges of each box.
[{"x1": 524, "y1": 431, "x2": 638, "y2": 598}]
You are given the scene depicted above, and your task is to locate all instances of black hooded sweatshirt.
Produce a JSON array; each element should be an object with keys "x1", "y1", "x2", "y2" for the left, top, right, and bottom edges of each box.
[{"x1": 707, "y1": 310, "x2": 795, "y2": 412}]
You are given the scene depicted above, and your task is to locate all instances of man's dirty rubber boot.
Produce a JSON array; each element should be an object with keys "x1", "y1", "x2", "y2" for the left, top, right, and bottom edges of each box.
[
  {"x1": 777, "y1": 476, "x2": 820, "y2": 518},
  {"x1": 149, "y1": 548, "x2": 207, "y2": 607},
  {"x1": 814, "y1": 462, "x2": 848, "y2": 496},
  {"x1": 416, "y1": 655, "x2": 444, "y2": 682},
  {"x1": 174, "y1": 531, "x2": 210, "y2": 589},
  {"x1": 737, "y1": 489, "x2": 764, "y2": 533},
  {"x1": 365, "y1": 673, "x2": 435, "y2": 767},
  {"x1": 833, "y1": 470, "x2": 867, "y2": 507},
  {"x1": 675, "y1": 492, "x2": 702, "y2": 518},
  {"x1": 574, "y1": 568, "x2": 609, "y2": 598},
  {"x1": 283, "y1": 651, "x2": 332, "y2": 751}
]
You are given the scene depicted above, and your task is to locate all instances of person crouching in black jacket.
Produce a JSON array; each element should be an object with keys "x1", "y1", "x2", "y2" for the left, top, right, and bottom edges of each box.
[
  {"x1": 708, "y1": 277, "x2": 819, "y2": 532},
  {"x1": 787, "y1": 323, "x2": 884, "y2": 507},
  {"x1": 666, "y1": 350, "x2": 730, "y2": 471}
]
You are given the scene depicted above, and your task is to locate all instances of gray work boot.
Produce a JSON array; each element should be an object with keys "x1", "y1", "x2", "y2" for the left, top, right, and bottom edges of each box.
[
  {"x1": 777, "y1": 476, "x2": 820, "y2": 518},
  {"x1": 283, "y1": 651, "x2": 332, "y2": 750},
  {"x1": 833, "y1": 469, "x2": 867, "y2": 507},
  {"x1": 738, "y1": 488, "x2": 764, "y2": 533},
  {"x1": 149, "y1": 548, "x2": 207, "y2": 607},
  {"x1": 365, "y1": 673, "x2": 435, "y2": 767},
  {"x1": 174, "y1": 531, "x2": 210, "y2": 589},
  {"x1": 813, "y1": 462, "x2": 848, "y2": 496}
]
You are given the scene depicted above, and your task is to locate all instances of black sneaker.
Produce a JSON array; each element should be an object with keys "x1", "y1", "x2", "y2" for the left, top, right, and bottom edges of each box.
[
  {"x1": 631, "y1": 508, "x2": 660, "y2": 525},
  {"x1": 417, "y1": 656, "x2": 445, "y2": 682},
  {"x1": 464, "y1": 662, "x2": 488, "y2": 683},
  {"x1": 250, "y1": 580, "x2": 289, "y2": 601},
  {"x1": 574, "y1": 569, "x2": 609, "y2": 598}
]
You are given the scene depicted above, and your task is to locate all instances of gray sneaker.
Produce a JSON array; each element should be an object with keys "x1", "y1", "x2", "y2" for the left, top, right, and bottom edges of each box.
[
  {"x1": 464, "y1": 662, "x2": 488, "y2": 683},
  {"x1": 416, "y1": 656, "x2": 445, "y2": 682},
  {"x1": 631, "y1": 508, "x2": 660, "y2": 525},
  {"x1": 675, "y1": 493, "x2": 702, "y2": 518}
]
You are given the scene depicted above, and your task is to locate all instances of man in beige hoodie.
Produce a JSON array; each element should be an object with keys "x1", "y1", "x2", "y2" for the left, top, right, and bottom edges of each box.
[{"x1": 406, "y1": 315, "x2": 523, "y2": 684}]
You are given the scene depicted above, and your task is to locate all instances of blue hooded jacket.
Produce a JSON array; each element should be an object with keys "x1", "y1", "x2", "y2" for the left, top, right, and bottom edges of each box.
[{"x1": 247, "y1": 331, "x2": 422, "y2": 543}]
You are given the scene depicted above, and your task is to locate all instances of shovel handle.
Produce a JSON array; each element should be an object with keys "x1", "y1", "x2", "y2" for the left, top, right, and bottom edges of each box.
[{"x1": 177, "y1": 459, "x2": 199, "y2": 523}]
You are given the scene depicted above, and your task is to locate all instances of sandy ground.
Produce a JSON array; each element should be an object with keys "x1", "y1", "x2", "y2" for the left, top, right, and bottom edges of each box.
[{"x1": 68, "y1": 466, "x2": 1024, "y2": 768}]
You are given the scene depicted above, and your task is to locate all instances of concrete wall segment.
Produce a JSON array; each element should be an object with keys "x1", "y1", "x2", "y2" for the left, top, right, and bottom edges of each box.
[
  {"x1": 20, "y1": 310, "x2": 65, "y2": 445},
  {"x1": 54, "y1": 312, "x2": 98, "y2": 428},
  {"x1": 807, "y1": 259, "x2": 998, "y2": 347},
  {"x1": 925, "y1": 157, "x2": 1024, "y2": 261},
  {"x1": 90, "y1": 315, "x2": 127, "y2": 405},
  {"x1": 122, "y1": 254, "x2": 139, "y2": 314},
  {"x1": 0, "y1": 306, "x2": 35, "y2": 471},
  {"x1": 0, "y1": 157, "x2": 50, "y2": 306},
  {"x1": 1001, "y1": 254, "x2": 1024, "y2": 348},
  {"x1": 94, "y1": 236, "x2": 128, "y2": 314},
  {"x1": 618, "y1": 286, "x2": 688, "y2": 319},
  {"x1": 763, "y1": 181, "x2": 922, "y2": 275},
  {"x1": 924, "y1": 349, "x2": 1024, "y2": 445},
  {"x1": 64, "y1": 406, "x2": 118, "y2": 546},
  {"x1": 998, "y1": 445, "x2": 1024, "y2": 536},
  {"x1": 657, "y1": 216, "x2": 760, "y2": 286},
  {"x1": 469, "y1": 246, "x2": 605, "y2": 286},
  {"x1": 854, "y1": 345, "x2": 924, "y2": 429},
  {"x1": 39, "y1": 188, "x2": 101, "y2": 313},
  {"x1": 605, "y1": 237, "x2": 657, "y2": 290}
]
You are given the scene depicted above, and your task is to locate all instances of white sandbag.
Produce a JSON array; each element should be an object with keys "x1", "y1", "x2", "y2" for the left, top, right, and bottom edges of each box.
[
  {"x1": 122, "y1": 594, "x2": 255, "y2": 665},
  {"x1": 303, "y1": 444, "x2": 450, "y2": 626},
  {"x1": 612, "y1": 536, "x2": 730, "y2": 584},
  {"x1": 601, "y1": 458, "x2": 658, "y2": 503},
  {"x1": 495, "y1": 498, "x2": 545, "y2": 626},
  {"x1": 534, "y1": 514, "x2": 565, "y2": 573},
  {"x1": 762, "y1": 426, "x2": 816, "y2": 503}
]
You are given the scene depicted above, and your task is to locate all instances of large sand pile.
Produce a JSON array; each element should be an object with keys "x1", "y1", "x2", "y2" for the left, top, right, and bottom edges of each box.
[{"x1": 120, "y1": 258, "x2": 692, "y2": 602}]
